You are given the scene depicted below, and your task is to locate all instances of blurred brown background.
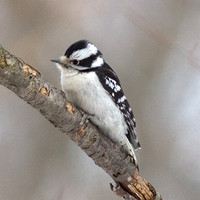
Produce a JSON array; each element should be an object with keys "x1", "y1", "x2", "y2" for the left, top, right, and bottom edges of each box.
[{"x1": 0, "y1": 1, "x2": 200, "y2": 200}]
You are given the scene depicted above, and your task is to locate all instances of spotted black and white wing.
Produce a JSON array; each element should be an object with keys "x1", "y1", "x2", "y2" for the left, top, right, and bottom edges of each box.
[{"x1": 96, "y1": 63, "x2": 141, "y2": 149}]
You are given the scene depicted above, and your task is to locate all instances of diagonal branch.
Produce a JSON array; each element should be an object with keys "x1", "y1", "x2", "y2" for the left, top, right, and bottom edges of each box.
[{"x1": 0, "y1": 45, "x2": 162, "y2": 200}]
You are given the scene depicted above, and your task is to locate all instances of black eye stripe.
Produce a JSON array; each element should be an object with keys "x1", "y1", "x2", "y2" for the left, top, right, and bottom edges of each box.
[
  {"x1": 79, "y1": 55, "x2": 97, "y2": 67},
  {"x1": 79, "y1": 51, "x2": 102, "y2": 67},
  {"x1": 71, "y1": 59, "x2": 79, "y2": 65}
]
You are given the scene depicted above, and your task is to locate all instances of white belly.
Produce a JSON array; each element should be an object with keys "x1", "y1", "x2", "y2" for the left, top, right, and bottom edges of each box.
[{"x1": 61, "y1": 71, "x2": 128, "y2": 144}]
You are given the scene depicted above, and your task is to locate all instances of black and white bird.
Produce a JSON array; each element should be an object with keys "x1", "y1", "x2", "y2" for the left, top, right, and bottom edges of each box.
[{"x1": 51, "y1": 40, "x2": 141, "y2": 163}]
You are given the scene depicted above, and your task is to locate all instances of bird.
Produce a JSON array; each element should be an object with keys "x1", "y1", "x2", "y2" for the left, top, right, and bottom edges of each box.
[{"x1": 51, "y1": 40, "x2": 140, "y2": 164}]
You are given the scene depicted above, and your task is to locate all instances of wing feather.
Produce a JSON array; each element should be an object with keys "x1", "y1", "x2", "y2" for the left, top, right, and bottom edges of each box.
[{"x1": 96, "y1": 63, "x2": 141, "y2": 149}]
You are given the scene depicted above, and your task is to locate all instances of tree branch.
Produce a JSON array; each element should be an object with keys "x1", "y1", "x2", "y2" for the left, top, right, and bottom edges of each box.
[{"x1": 0, "y1": 45, "x2": 162, "y2": 200}]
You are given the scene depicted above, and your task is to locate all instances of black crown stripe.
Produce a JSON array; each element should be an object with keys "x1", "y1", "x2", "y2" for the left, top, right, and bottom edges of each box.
[{"x1": 65, "y1": 40, "x2": 89, "y2": 58}]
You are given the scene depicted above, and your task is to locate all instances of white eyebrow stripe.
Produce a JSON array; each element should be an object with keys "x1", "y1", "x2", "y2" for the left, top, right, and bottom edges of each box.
[
  {"x1": 91, "y1": 56, "x2": 104, "y2": 67},
  {"x1": 70, "y1": 43, "x2": 98, "y2": 60}
]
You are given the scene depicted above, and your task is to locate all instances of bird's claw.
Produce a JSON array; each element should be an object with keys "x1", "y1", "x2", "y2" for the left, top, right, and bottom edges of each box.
[{"x1": 79, "y1": 110, "x2": 93, "y2": 127}]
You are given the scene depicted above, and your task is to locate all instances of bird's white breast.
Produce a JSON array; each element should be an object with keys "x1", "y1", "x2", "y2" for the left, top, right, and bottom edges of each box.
[{"x1": 60, "y1": 70, "x2": 127, "y2": 143}]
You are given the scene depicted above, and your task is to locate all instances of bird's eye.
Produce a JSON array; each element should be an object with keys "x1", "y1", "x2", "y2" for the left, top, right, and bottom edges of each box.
[{"x1": 71, "y1": 59, "x2": 79, "y2": 65}]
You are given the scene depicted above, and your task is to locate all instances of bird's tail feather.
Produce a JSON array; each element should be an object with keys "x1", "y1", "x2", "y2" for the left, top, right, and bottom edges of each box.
[{"x1": 123, "y1": 138, "x2": 138, "y2": 165}]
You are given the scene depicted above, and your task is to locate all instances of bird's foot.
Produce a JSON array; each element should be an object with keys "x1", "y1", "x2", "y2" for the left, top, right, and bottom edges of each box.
[{"x1": 79, "y1": 110, "x2": 93, "y2": 127}]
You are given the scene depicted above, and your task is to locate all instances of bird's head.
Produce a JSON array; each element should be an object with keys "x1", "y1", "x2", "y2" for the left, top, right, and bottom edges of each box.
[{"x1": 51, "y1": 40, "x2": 104, "y2": 75}]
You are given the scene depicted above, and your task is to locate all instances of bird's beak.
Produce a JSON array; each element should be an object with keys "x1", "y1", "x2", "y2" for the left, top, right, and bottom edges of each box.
[{"x1": 50, "y1": 59, "x2": 62, "y2": 64}]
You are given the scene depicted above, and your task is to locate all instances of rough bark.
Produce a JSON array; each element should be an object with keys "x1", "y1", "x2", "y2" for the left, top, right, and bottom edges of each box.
[{"x1": 0, "y1": 45, "x2": 163, "y2": 200}]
